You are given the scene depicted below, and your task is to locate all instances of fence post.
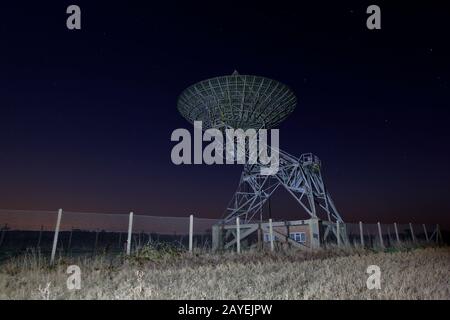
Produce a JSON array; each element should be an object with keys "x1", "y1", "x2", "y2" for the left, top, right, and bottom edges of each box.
[
  {"x1": 236, "y1": 217, "x2": 241, "y2": 254},
  {"x1": 436, "y1": 224, "x2": 441, "y2": 244},
  {"x1": 138, "y1": 231, "x2": 142, "y2": 248},
  {"x1": 336, "y1": 221, "x2": 341, "y2": 247},
  {"x1": 50, "y1": 208, "x2": 63, "y2": 265},
  {"x1": 0, "y1": 224, "x2": 7, "y2": 248},
  {"x1": 68, "y1": 227, "x2": 73, "y2": 250},
  {"x1": 394, "y1": 222, "x2": 400, "y2": 244},
  {"x1": 309, "y1": 218, "x2": 321, "y2": 250},
  {"x1": 359, "y1": 221, "x2": 364, "y2": 247},
  {"x1": 422, "y1": 224, "x2": 429, "y2": 242},
  {"x1": 37, "y1": 225, "x2": 43, "y2": 247},
  {"x1": 257, "y1": 223, "x2": 262, "y2": 251},
  {"x1": 212, "y1": 224, "x2": 222, "y2": 252},
  {"x1": 377, "y1": 222, "x2": 384, "y2": 249},
  {"x1": 409, "y1": 223, "x2": 416, "y2": 243},
  {"x1": 189, "y1": 214, "x2": 194, "y2": 253},
  {"x1": 127, "y1": 211, "x2": 133, "y2": 255},
  {"x1": 269, "y1": 218, "x2": 274, "y2": 252},
  {"x1": 94, "y1": 229, "x2": 99, "y2": 252}
]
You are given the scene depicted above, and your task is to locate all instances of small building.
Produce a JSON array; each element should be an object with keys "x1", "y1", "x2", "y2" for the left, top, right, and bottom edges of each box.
[{"x1": 212, "y1": 218, "x2": 342, "y2": 251}]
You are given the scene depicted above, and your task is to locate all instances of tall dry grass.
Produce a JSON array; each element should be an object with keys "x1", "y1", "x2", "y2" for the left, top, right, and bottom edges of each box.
[{"x1": 0, "y1": 246, "x2": 449, "y2": 299}]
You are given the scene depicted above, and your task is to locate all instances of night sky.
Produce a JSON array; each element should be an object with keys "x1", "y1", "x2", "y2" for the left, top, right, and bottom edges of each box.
[{"x1": 1, "y1": 1, "x2": 449, "y2": 228}]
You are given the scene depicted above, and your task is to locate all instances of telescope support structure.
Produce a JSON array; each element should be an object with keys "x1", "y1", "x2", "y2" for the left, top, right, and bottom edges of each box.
[{"x1": 223, "y1": 151, "x2": 344, "y2": 225}]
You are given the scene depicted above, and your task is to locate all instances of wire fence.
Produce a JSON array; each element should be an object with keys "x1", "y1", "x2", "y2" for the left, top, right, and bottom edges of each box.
[
  {"x1": 0, "y1": 209, "x2": 219, "y2": 259},
  {"x1": 0, "y1": 209, "x2": 445, "y2": 261},
  {"x1": 322, "y1": 222, "x2": 441, "y2": 249}
]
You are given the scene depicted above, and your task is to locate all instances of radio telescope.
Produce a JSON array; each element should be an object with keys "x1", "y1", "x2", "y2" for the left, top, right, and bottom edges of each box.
[
  {"x1": 177, "y1": 71, "x2": 344, "y2": 225},
  {"x1": 178, "y1": 70, "x2": 296, "y2": 131}
]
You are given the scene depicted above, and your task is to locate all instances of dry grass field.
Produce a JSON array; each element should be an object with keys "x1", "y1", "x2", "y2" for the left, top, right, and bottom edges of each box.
[{"x1": 0, "y1": 246, "x2": 449, "y2": 300}]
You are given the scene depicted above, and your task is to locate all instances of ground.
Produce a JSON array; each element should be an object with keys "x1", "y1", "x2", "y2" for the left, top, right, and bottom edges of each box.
[{"x1": 0, "y1": 246, "x2": 449, "y2": 299}]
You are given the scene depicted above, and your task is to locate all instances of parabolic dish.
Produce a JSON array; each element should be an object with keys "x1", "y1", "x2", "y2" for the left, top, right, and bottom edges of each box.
[{"x1": 177, "y1": 72, "x2": 297, "y2": 130}]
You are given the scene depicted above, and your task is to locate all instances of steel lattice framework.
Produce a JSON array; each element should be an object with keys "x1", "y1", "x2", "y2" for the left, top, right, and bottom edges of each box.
[
  {"x1": 223, "y1": 150, "x2": 343, "y2": 224},
  {"x1": 177, "y1": 72, "x2": 344, "y2": 224}
]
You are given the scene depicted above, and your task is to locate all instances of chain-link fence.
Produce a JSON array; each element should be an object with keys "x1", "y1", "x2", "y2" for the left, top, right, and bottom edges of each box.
[
  {"x1": 0, "y1": 209, "x2": 219, "y2": 260},
  {"x1": 0, "y1": 209, "x2": 445, "y2": 261},
  {"x1": 322, "y1": 221, "x2": 442, "y2": 249}
]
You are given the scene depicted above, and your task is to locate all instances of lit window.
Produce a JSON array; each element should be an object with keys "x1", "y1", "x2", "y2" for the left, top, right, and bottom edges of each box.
[{"x1": 289, "y1": 232, "x2": 306, "y2": 243}]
